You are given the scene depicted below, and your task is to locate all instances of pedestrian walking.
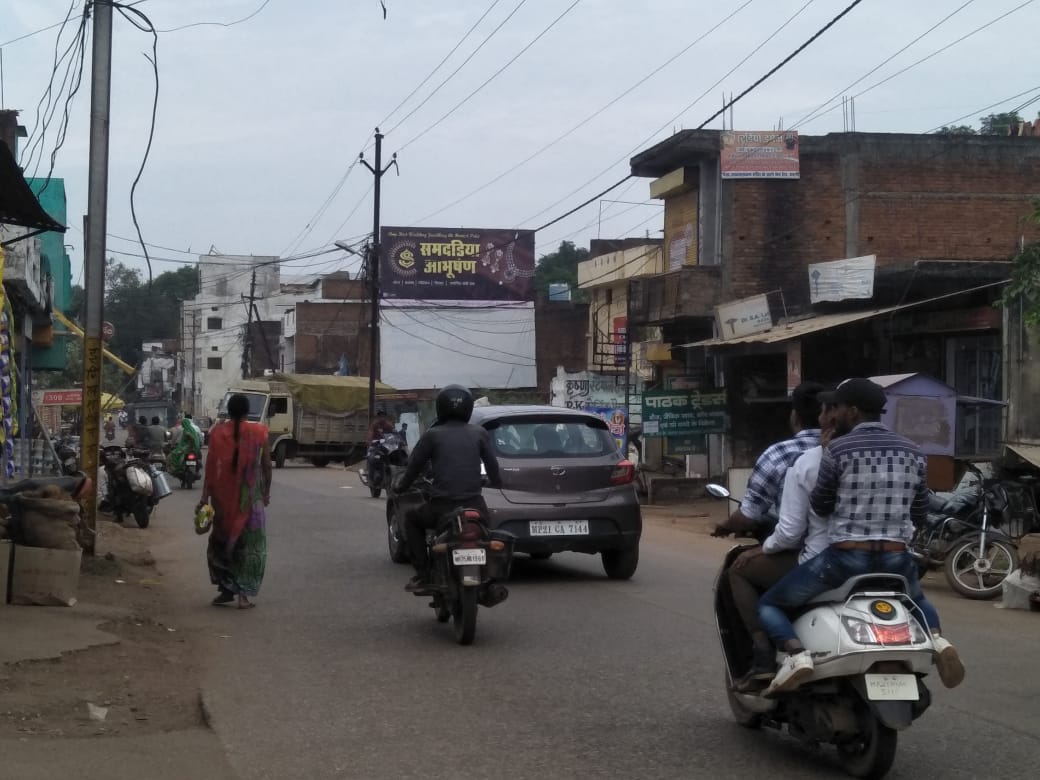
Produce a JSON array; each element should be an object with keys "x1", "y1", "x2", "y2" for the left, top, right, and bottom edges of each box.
[{"x1": 197, "y1": 393, "x2": 272, "y2": 609}]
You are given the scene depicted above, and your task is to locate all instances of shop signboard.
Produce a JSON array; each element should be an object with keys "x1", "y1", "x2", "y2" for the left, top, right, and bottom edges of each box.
[
  {"x1": 641, "y1": 390, "x2": 728, "y2": 437},
  {"x1": 720, "y1": 130, "x2": 800, "y2": 179}
]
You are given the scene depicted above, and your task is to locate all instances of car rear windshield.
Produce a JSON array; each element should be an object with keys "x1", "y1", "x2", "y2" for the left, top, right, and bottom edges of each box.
[{"x1": 486, "y1": 417, "x2": 618, "y2": 458}]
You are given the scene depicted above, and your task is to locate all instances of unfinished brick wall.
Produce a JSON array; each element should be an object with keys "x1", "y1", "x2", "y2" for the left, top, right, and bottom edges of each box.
[{"x1": 721, "y1": 134, "x2": 1040, "y2": 309}]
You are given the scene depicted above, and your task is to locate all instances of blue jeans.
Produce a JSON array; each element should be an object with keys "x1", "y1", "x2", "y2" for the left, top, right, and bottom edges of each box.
[{"x1": 758, "y1": 547, "x2": 941, "y2": 646}]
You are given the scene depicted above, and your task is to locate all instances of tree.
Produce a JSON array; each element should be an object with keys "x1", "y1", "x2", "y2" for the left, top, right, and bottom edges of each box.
[
  {"x1": 936, "y1": 124, "x2": 976, "y2": 136},
  {"x1": 102, "y1": 261, "x2": 199, "y2": 365},
  {"x1": 534, "y1": 240, "x2": 589, "y2": 300},
  {"x1": 980, "y1": 112, "x2": 1022, "y2": 135},
  {"x1": 998, "y1": 199, "x2": 1040, "y2": 326}
]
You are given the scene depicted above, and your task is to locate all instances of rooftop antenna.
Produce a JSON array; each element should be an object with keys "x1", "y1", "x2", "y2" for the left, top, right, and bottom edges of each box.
[
  {"x1": 851, "y1": 96, "x2": 856, "y2": 132},
  {"x1": 730, "y1": 92, "x2": 734, "y2": 130}
]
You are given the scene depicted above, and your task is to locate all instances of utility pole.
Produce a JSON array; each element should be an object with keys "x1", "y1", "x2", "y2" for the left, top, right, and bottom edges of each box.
[
  {"x1": 358, "y1": 128, "x2": 397, "y2": 421},
  {"x1": 190, "y1": 311, "x2": 197, "y2": 413},
  {"x1": 79, "y1": 0, "x2": 113, "y2": 556},
  {"x1": 242, "y1": 267, "x2": 257, "y2": 379}
]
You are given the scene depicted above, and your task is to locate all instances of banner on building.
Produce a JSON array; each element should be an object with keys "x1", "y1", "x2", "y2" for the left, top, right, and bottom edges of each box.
[
  {"x1": 380, "y1": 227, "x2": 536, "y2": 301},
  {"x1": 586, "y1": 405, "x2": 628, "y2": 454},
  {"x1": 720, "y1": 131, "x2": 800, "y2": 179},
  {"x1": 642, "y1": 390, "x2": 727, "y2": 437},
  {"x1": 612, "y1": 316, "x2": 627, "y2": 366},
  {"x1": 808, "y1": 254, "x2": 876, "y2": 303}
]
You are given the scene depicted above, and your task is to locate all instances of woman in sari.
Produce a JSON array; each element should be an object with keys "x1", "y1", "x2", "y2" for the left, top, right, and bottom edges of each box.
[{"x1": 197, "y1": 394, "x2": 272, "y2": 609}]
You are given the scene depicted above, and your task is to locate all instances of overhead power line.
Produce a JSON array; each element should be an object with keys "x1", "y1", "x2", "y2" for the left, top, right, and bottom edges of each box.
[{"x1": 157, "y1": 0, "x2": 273, "y2": 33}]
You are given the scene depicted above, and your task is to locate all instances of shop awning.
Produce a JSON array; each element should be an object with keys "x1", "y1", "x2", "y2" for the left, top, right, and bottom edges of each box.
[
  {"x1": 680, "y1": 281, "x2": 1007, "y2": 349},
  {"x1": 0, "y1": 142, "x2": 65, "y2": 233},
  {"x1": 1007, "y1": 443, "x2": 1040, "y2": 470}
]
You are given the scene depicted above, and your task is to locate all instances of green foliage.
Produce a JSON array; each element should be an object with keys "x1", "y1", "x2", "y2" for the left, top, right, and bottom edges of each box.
[
  {"x1": 103, "y1": 261, "x2": 199, "y2": 365},
  {"x1": 33, "y1": 336, "x2": 127, "y2": 394},
  {"x1": 534, "y1": 240, "x2": 589, "y2": 301},
  {"x1": 998, "y1": 199, "x2": 1040, "y2": 326},
  {"x1": 980, "y1": 112, "x2": 1022, "y2": 135},
  {"x1": 936, "y1": 124, "x2": 976, "y2": 136}
]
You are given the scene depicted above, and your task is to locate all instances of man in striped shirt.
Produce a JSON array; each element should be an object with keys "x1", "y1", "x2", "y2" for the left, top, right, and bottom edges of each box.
[{"x1": 758, "y1": 378, "x2": 964, "y2": 696}]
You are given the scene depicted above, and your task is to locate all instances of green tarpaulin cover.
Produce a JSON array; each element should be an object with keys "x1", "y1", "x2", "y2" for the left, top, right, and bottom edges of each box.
[{"x1": 259, "y1": 374, "x2": 396, "y2": 414}]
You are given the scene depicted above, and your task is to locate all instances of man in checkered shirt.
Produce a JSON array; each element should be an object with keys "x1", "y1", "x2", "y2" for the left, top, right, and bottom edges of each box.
[
  {"x1": 757, "y1": 378, "x2": 964, "y2": 696},
  {"x1": 712, "y1": 382, "x2": 824, "y2": 539}
]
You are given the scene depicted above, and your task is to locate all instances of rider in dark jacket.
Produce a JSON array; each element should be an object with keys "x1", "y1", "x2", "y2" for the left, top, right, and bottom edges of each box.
[{"x1": 395, "y1": 385, "x2": 501, "y2": 591}]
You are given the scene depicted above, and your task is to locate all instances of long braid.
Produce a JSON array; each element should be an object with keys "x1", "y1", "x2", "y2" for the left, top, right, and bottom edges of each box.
[{"x1": 226, "y1": 394, "x2": 250, "y2": 474}]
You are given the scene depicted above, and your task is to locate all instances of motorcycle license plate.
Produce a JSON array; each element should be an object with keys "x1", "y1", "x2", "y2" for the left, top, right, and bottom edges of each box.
[
  {"x1": 530, "y1": 520, "x2": 589, "y2": 536},
  {"x1": 452, "y1": 549, "x2": 486, "y2": 566},
  {"x1": 864, "y1": 674, "x2": 919, "y2": 701}
]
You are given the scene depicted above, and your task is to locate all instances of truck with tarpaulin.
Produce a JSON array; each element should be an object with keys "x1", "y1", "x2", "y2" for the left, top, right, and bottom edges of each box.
[{"x1": 218, "y1": 374, "x2": 396, "y2": 468}]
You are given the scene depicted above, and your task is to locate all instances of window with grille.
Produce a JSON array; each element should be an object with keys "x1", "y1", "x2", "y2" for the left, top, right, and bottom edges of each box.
[{"x1": 207, "y1": 357, "x2": 223, "y2": 370}]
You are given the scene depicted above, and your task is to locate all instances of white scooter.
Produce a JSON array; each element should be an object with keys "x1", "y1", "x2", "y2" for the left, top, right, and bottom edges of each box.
[{"x1": 709, "y1": 484, "x2": 936, "y2": 780}]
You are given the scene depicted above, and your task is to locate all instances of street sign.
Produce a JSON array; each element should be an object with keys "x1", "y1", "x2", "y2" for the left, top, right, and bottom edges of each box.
[
  {"x1": 642, "y1": 389, "x2": 728, "y2": 437},
  {"x1": 102, "y1": 321, "x2": 115, "y2": 341}
]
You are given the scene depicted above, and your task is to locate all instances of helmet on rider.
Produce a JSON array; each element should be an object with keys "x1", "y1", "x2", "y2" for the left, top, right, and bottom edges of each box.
[{"x1": 435, "y1": 384, "x2": 474, "y2": 424}]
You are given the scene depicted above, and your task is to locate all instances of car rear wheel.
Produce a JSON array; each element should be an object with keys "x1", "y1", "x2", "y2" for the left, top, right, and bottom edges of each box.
[
  {"x1": 528, "y1": 551, "x2": 552, "y2": 561},
  {"x1": 602, "y1": 546, "x2": 638, "y2": 579},
  {"x1": 274, "y1": 442, "x2": 286, "y2": 469}
]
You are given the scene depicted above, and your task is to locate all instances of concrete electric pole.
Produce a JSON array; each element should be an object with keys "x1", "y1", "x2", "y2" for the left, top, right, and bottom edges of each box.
[
  {"x1": 80, "y1": 0, "x2": 114, "y2": 555},
  {"x1": 358, "y1": 128, "x2": 397, "y2": 420}
]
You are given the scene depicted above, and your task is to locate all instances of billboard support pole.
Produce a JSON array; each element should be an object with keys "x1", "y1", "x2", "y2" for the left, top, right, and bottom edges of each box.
[{"x1": 359, "y1": 129, "x2": 398, "y2": 421}]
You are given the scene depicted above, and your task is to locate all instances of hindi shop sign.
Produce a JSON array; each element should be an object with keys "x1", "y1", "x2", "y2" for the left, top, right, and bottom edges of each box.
[
  {"x1": 641, "y1": 390, "x2": 728, "y2": 438},
  {"x1": 380, "y1": 227, "x2": 536, "y2": 301},
  {"x1": 720, "y1": 130, "x2": 800, "y2": 179}
]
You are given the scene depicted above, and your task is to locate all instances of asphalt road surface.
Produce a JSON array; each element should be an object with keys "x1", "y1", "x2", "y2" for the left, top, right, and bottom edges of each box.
[{"x1": 154, "y1": 464, "x2": 1040, "y2": 780}]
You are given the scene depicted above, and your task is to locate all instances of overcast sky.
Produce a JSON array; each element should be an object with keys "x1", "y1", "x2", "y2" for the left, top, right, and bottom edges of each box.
[{"x1": 4, "y1": 0, "x2": 1039, "y2": 284}]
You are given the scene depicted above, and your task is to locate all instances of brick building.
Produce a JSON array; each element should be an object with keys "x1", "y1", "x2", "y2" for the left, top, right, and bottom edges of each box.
[
  {"x1": 280, "y1": 274, "x2": 369, "y2": 376},
  {"x1": 627, "y1": 130, "x2": 1040, "y2": 476}
]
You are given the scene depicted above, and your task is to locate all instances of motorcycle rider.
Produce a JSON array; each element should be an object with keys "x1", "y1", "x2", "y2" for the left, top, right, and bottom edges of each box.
[
  {"x1": 169, "y1": 413, "x2": 203, "y2": 476},
  {"x1": 726, "y1": 394, "x2": 836, "y2": 691},
  {"x1": 147, "y1": 416, "x2": 168, "y2": 455},
  {"x1": 367, "y1": 408, "x2": 396, "y2": 443},
  {"x1": 712, "y1": 382, "x2": 824, "y2": 540},
  {"x1": 393, "y1": 385, "x2": 501, "y2": 592},
  {"x1": 758, "y1": 378, "x2": 965, "y2": 695},
  {"x1": 104, "y1": 414, "x2": 116, "y2": 440}
]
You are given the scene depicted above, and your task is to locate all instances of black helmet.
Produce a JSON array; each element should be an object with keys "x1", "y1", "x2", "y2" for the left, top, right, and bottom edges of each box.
[{"x1": 436, "y1": 384, "x2": 474, "y2": 423}]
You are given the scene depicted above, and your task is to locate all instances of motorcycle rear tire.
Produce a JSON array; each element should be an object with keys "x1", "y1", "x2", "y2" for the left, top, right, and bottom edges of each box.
[
  {"x1": 836, "y1": 715, "x2": 897, "y2": 780},
  {"x1": 453, "y1": 588, "x2": 478, "y2": 645},
  {"x1": 133, "y1": 504, "x2": 150, "y2": 529}
]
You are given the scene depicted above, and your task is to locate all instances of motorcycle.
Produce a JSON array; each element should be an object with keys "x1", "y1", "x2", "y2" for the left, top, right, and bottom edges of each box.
[
  {"x1": 397, "y1": 481, "x2": 514, "y2": 645},
  {"x1": 359, "y1": 426, "x2": 409, "y2": 499},
  {"x1": 164, "y1": 443, "x2": 203, "y2": 489},
  {"x1": 99, "y1": 445, "x2": 172, "y2": 528},
  {"x1": 709, "y1": 484, "x2": 937, "y2": 779},
  {"x1": 910, "y1": 464, "x2": 1019, "y2": 600},
  {"x1": 53, "y1": 435, "x2": 81, "y2": 476}
]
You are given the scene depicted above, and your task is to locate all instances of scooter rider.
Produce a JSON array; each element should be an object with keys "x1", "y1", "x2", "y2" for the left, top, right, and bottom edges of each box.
[
  {"x1": 393, "y1": 385, "x2": 501, "y2": 592},
  {"x1": 758, "y1": 378, "x2": 965, "y2": 696}
]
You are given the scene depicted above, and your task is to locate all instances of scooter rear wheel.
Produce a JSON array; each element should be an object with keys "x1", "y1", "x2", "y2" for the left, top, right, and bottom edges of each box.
[{"x1": 836, "y1": 715, "x2": 897, "y2": 779}]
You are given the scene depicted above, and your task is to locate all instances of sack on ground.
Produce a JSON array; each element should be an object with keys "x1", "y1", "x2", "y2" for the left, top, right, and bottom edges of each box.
[
  {"x1": 1000, "y1": 568, "x2": 1040, "y2": 610},
  {"x1": 15, "y1": 492, "x2": 82, "y2": 551}
]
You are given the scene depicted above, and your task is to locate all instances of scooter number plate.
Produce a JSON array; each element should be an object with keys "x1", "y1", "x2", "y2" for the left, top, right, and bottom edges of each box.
[
  {"x1": 452, "y1": 549, "x2": 486, "y2": 566},
  {"x1": 864, "y1": 674, "x2": 919, "y2": 701}
]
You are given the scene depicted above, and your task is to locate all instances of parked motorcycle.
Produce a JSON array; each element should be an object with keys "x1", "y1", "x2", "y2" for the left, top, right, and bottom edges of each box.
[
  {"x1": 397, "y1": 482, "x2": 514, "y2": 645},
  {"x1": 911, "y1": 464, "x2": 1019, "y2": 600},
  {"x1": 53, "y1": 435, "x2": 81, "y2": 476},
  {"x1": 99, "y1": 445, "x2": 172, "y2": 528},
  {"x1": 709, "y1": 482, "x2": 938, "y2": 779},
  {"x1": 359, "y1": 427, "x2": 409, "y2": 499}
]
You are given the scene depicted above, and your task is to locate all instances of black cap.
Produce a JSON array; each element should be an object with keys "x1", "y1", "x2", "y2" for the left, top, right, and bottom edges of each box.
[{"x1": 819, "y1": 378, "x2": 887, "y2": 413}]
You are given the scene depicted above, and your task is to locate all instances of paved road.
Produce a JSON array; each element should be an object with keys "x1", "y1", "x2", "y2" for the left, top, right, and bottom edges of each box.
[{"x1": 153, "y1": 465, "x2": 1040, "y2": 780}]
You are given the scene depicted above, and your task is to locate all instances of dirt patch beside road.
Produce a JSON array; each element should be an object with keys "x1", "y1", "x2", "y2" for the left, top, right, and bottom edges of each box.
[{"x1": 0, "y1": 520, "x2": 207, "y2": 739}]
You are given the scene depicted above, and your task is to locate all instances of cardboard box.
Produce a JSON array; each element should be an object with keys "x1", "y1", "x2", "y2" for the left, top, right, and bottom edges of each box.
[
  {"x1": 1, "y1": 540, "x2": 11, "y2": 605},
  {"x1": 10, "y1": 545, "x2": 82, "y2": 607}
]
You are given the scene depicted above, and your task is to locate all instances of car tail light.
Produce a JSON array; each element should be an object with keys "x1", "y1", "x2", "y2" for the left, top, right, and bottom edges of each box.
[
  {"x1": 459, "y1": 521, "x2": 483, "y2": 541},
  {"x1": 610, "y1": 460, "x2": 636, "y2": 485}
]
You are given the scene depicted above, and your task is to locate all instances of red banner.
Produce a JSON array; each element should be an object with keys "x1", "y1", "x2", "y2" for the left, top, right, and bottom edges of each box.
[
  {"x1": 40, "y1": 389, "x2": 82, "y2": 406},
  {"x1": 720, "y1": 131, "x2": 800, "y2": 179}
]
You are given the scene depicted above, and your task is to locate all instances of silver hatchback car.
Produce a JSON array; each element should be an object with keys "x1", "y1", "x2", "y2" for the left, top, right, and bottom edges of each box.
[{"x1": 472, "y1": 405, "x2": 642, "y2": 579}]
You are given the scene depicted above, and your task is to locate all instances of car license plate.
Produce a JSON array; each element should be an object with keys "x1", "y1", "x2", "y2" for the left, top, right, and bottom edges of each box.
[
  {"x1": 864, "y1": 674, "x2": 919, "y2": 701},
  {"x1": 452, "y1": 549, "x2": 486, "y2": 566},
  {"x1": 529, "y1": 520, "x2": 589, "y2": 536}
]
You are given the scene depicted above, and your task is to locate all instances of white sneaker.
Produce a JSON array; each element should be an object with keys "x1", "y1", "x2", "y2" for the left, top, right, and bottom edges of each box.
[
  {"x1": 764, "y1": 650, "x2": 814, "y2": 696},
  {"x1": 932, "y1": 636, "x2": 965, "y2": 689}
]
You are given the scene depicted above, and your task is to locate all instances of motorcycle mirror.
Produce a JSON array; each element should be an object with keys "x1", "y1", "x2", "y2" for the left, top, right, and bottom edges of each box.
[{"x1": 705, "y1": 483, "x2": 731, "y2": 500}]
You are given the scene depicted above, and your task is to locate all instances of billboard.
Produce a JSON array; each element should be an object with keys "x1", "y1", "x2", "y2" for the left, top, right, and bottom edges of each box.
[
  {"x1": 380, "y1": 227, "x2": 536, "y2": 301},
  {"x1": 809, "y1": 254, "x2": 876, "y2": 303},
  {"x1": 714, "y1": 293, "x2": 773, "y2": 339},
  {"x1": 720, "y1": 131, "x2": 800, "y2": 179},
  {"x1": 641, "y1": 390, "x2": 728, "y2": 438}
]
